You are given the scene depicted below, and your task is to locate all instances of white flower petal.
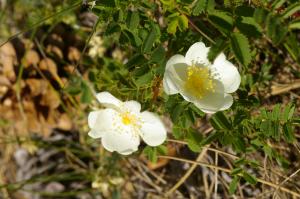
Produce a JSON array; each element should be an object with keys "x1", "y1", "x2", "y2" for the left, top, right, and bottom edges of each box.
[
  {"x1": 96, "y1": 92, "x2": 122, "y2": 109},
  {"x1": 88, "y1": 109, "x2": 116, "y2": 131},
  {"x1": 163, "y1": 75, "x2": 178, "y2": 95},
  {"x1": 163, "y1": 55, "x2": 186, "y2": 95},
  {"x1": 140, "y1": 111, "x2": 167, "y2": 146},
  {"x1": 212, "y1": 53, "x2": 241, "y2": 93},
  {"x1": 165, "y1": 54, "x2": 186, "y2": 71},
  {"x1": 185, "y1": 42, "x2": 210, "y2": 66},
  {"x1": 88, "y1": 129, "x2": 102, "y2": 139},
  {"x1": 119, "y1": 148, "x2": 138, "y2": 155},
  {"x1": 123, "y1": 100, "x2": 141, "y2": 113},
  {"x1": 101, "y1": 129, "x2": 140, "y2": 155},
  {"x1": 194, "y1": 93, "x2": 233, "y2": 113}
]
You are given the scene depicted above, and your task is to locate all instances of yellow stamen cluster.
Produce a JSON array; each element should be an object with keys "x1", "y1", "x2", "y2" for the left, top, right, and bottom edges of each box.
[
  {"x1": 184, "y1": 65, "x2": 215, "y2": 99},
  {"x1": 121, "y1": 111, "x2": 137, "y2": 125}
]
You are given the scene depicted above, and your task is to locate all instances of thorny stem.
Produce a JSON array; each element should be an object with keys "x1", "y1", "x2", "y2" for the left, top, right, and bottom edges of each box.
[
  {"x1": 167, "y1": 139, "x2": 237, "y2": 159},
  {"x1": 175, "y1": 6, "x2": 215, "y2": 44},
  {"x1": 167, "y1": 138, "x2": 292, "y2": 180},
  {"x1": 158, "y1": 155, "x2": 300, "y2": 198},
  {"x1": 188, "y1": 19, "x2": 215, "y2": 44}
]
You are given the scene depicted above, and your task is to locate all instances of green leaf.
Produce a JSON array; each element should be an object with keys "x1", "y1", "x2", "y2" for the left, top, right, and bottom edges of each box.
[
  {"x1": 282, "y1": 3, "x2": 300, "y2": 19},
  {"x1": 189, "y1": 104, "x2": 205, "y2": 117},
  {"x1": 235, "y1": 5, "x2": 255, "y2": 17},
  {"x1": 242, "y1": 172, "x2": 257, "y2": 185},
  {"x1": 271, "y1": 0, "x2": 286, "y2": 10},
  {"x1": 283, "y1": 123, "x2": 295, "y2": 143},
  {"x1": 230, "y1": 32, "x2": 251, "y2": 67},
  {"x1": 208, "y1": 11, "x2": 234, "y2": 35},
  {"x1": 167, "y1": 13, "x2": 188, "y2": 34},
  {"x1": 229, "y1": 176, "x2": 240, "y2": 195},
  {"x1": 160, "y1": 0, "x2": 176, "y2": 7},
  {"x1": 233, "y1": 109, "x2": 248, "y2": 126},
  {"x1": 186, "y1": 129, "x2": 203, "y2": 152},
  {"x1": 172, "y1": 125, "x2": 184, "y2": 139},
  {"x1": 192, "y1": 0, "x2": 206, "y2": 16},
  {"x1": 105, "y1": 23, "x2": 121, "y2": 35},
  {"x1": 178, "y1": 15, "x2": 189, "y2": 31},
  {"x1": 234, "y1": 157, "x2": 246, "y2": 165},
  {"x1": 219, "y1": 132, "x2": 232, "y2": 146},
  {"x1": 157, "y1": 145, "x2": 168, "y2": 155},
  {"x1": 207, "y1": 38, "x2": 227, "y2": 62},
  {"x1": 250, "y1": 138, "x2": 263, "y2": 147},
  {"x1": 65, "y1": 85, "x2": 81, "y2": 95},
  {"x1": 201, "y1": 131, "x2": 221, "y2": 145},
  {"x1": 253, "y1": 8, "x2": 269, "y2": 24},
  {"x1": 233, "y1": 136, "x2": 246, "y2": 152},
  {"x1": 236, "y1": 16, "x2": 262, "y2": 38},
  {"x1": 284, "y1": 34, "x2": 300, "y2": 62},
  {"x1": 210, "y1": 112, "x2": 232, "y2": 130},
  {"x1": 171, "y1": 103, "x2": 186, "y2": 122},
  {"x1": 114, "y1": 9, "x2": 124, "y2": 22},
  {"x1": 126, "y1": 54, "x2": 147, "y2": 69},
  {"x1": 97, "y1": 0, "x2": 116, "y2": 7},
  {"x1": 119, "y1": 31, "x2": 129, "y2": 44},
  {"x1": 135, "y1": 72, "x2": 153, "y2": 87},
  {"x1": 266, "y1": 14, "x2": 287, "y2": 45},
  {"x1": 143, "y1": 146, "x2": 157, "y2": 163},
  {"x1": 133, "y1": 65, "x2": 150, "y2": 77},
  {"x1": 167, "y1": 17, "x2": 179, "y2": 34},
  {"x1": 282, "y1": 103, "x2": 295, "y2": 121},
  {"x1": 180, "y1": 0, "x2": 194, "y2": 3},
  {"x1": 289, "y1": 20, "x2": 300, "y2": 30},
  {"x1": 206, "y1": 0, "x2": 216, "y2": 13},
  {"x1": 151, "y1": 46, "x2": 166, "y2": 63},
  {"x1": 274, "y1": 153, "x2": 290, "y2": 168},
  {"x1": 80, "y1": 82, "x2": 93, "y2": 103},
  {"x1": 123, "y1": 29, "x2": 142, "y2": 47},
  {"x1": 263, "y1": 145, "x2": 273, "y2": 157},
  {"x1": 126, "y1": 11, "x2": 140, "y2": 30},
  {"x1": 224, "y1": 0, "x2": 243, "y2": 8},
  {"x1": 271, "y1": 104, "x2": 281, "y2": 121},
  {"x1": 231, "y1": 167, "x2": 243, "y2": 175},
  {"x1": 142, "y1": 24, "x2": 159, "y2": 53}
]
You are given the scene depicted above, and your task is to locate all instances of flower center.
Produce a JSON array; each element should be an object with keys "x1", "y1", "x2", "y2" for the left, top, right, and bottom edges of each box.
[
  {"x1": 184, "y1": 65, "x2": 215, "y2": 99},
  {"x1": 121, "y1": 111, "x2": 137, "y2": 125}
]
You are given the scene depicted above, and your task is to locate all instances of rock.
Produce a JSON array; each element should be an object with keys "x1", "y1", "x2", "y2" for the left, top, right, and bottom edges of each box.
[
  {"x1": 14, "y1": 148, "x2": 29, "y2": 167},
  {"x1": 45, "y1": 182, "x2": 65, "y2": 193},
  {"x1": 39, "y1": 58, "x2": 58, "y2": 78},
  {"x1": 68, "y1": 46, "x2": 81, "y2": 62},
  {"x1": 26, "y1": 78, "x2": 47, "y2": 96},
  {"x1": 0, "y1": 42, "x2": 17, "y2": 81},
  {"x1": 57, "y1": 113, "x2": 72, "y2": 131},
  {"x1": 23, "y1": 50, "x2": 40, "y2": 68}
]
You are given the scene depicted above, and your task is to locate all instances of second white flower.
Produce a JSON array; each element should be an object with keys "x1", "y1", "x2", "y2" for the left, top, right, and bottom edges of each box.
[
  {"x1": 163, "y1": 42, "x2": 241, "y2": 113},
  {"x1": 88, "y1": 92, "x2": 167, "y2": 155}
]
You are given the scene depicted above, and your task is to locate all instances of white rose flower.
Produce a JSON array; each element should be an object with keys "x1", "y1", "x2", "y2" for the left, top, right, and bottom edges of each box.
[
  {"x1": 88, "y1": 92, "x2": 167, "y2": 155},
  {"x1": 163, "y1": 42, "x2": 241, "y2": 113}
]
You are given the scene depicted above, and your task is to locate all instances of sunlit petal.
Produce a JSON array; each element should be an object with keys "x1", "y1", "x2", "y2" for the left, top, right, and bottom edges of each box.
[
  {"x1": 88, "y1": 109, "x2": 116, "y2": 131},
  {"x1": 101, "y1": 129, "x2": 140, "y2": 155},
  {"x1": 140, "y1": 111, "x2": 167, "y2": 146},
  {"x1": 163, "y1": 55, "x2": 186, "y2": 95},
  {"x1": 185, "y1": 42, "x2": 210, "y2": 66},
  {"x1": 212, "y1": 53, "x2": 241, "y2": 93},
  {"x1": 96, "y1": 92, "x2": 122, "y2": 110},
  {"x1": 123, "y1": 100, "x2": 141, "y2": 113}
]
